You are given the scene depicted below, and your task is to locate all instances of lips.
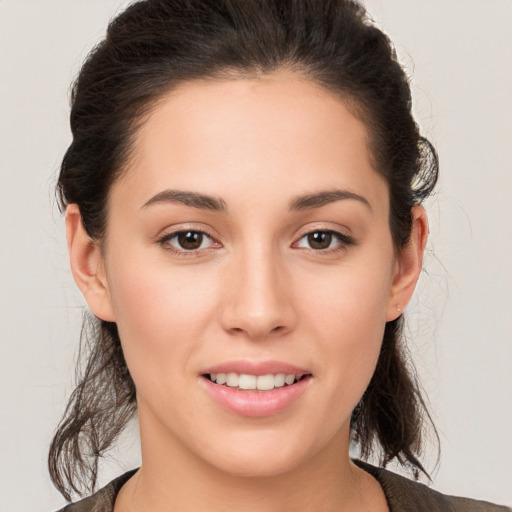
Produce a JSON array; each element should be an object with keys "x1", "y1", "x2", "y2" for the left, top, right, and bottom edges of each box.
[
  {"x1": 200, "y1": 360, "x2": 312, "y2": 417},
  {"x1": 201, "y1": 360, "x2": 311, "y2": 378}
]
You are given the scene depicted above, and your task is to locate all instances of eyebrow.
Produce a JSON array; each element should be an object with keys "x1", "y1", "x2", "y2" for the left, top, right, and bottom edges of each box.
[
  {"x1": 289, "y1": 189, "x2": 372, "y2": 211},
  {"x1": 142, "y1": 188, "x2": 370, "y2": 213},
  {"x1": 142, "y1": 189, "x2": 227, "y2": 211}
]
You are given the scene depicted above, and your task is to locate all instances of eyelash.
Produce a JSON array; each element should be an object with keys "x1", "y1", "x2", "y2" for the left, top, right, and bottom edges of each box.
[
  {"x1": 294, "y1": 229, "x2": 356, "y2": 254},
  {"x1": 157, "y1": 228, "x2": 355, "y2": 256},
  {"x1": 157, "y1": 229, "x2": 220, "y2": 256}
]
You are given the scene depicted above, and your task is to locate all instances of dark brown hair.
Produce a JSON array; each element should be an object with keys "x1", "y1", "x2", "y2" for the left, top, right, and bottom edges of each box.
[{"x1": 50, "y1": 0, "x2": 439, "y2": 501}]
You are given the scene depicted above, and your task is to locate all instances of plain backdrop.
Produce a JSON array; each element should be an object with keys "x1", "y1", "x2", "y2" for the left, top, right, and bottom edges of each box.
[{"x1": 0, "y1": 1, "x2": 511, "y2": 510}]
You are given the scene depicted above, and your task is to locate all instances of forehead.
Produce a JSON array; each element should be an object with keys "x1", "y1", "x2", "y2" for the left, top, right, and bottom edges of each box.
[{"x1": 112, "y1": 70, "x2": 388, "y2": 214}]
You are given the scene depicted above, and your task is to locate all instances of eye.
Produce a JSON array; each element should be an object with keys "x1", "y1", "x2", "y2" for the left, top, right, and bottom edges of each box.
[
  {"x1": 294, "y1": 230, "x2": 354, "y2": 251},
  {"x1": 159, "y1": 230, "x2": 218, "y2": 252}
]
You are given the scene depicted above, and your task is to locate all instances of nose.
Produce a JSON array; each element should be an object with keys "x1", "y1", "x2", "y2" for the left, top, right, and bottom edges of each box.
[{"x1": 219, "y1": 246, "x2": 296, "y2": 340}]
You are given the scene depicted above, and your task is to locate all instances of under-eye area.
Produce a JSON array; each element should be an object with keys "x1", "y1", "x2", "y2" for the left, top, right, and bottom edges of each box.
[{"x1": 204, "y1": 373, "x2": 312, "y2": 391}]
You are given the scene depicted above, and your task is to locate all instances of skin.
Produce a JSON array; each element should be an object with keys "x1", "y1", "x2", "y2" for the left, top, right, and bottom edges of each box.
[{"x1": 66, "y1": 70, "x2": 428, "y2": 512}]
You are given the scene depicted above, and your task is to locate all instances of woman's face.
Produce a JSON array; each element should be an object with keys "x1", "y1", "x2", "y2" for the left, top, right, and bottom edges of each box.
[{"x1": 77, "y1": 71, "x2": 421, "y2": 477}]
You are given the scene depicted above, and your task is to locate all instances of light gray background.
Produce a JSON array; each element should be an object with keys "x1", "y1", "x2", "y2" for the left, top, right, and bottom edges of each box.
[{"x1": 0, "y1": 1, "x2": 511, "y2": 510}]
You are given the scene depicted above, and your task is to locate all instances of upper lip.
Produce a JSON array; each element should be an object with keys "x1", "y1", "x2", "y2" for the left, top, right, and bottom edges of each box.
[{"x1": 201, "y1": 360, "x2": 311, "y2": 378}]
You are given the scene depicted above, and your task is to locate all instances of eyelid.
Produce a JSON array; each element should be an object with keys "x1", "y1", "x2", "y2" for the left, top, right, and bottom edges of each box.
[
  {"x1": 292, "y1": 227, "x2": 356, "y2": 252},
  {"x1": 156, "y1": 226, "x2": 222, "y2": 255},
  {"x1": 154, "y1": 221, "x2": 220, "y2": 242},
  {"x1": 154, "y1": 223, "x2": 356, "y2": 255}
]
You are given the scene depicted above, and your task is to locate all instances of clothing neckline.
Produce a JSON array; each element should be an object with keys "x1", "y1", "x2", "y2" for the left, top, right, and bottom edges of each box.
[
  {"x1": 59, "y1": 460, "x2": 511, "y2": 512},
  {"x1": 62, "y1": 461, "x2": 396, "y2": 511}
]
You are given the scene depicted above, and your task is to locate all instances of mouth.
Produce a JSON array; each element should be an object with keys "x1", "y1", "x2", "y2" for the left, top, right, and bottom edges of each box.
[
  {"x1": 200, "y1": 369, "x2": 312, "y2": 417},
  {"x1": 199, "y1": 361, "x2": 313, "y2": 416},
  {"x1": 203, "y1": 372, "x2": 312, "y2": 392}
]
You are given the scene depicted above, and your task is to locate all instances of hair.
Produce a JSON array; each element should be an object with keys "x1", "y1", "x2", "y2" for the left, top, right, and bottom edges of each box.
[{"x1": 50, "y1": 0, "x2": 439, "y2": 501}]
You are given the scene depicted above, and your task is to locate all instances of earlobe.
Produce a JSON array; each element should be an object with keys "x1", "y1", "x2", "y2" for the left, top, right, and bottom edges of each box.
[
  {"x1": 385, "y1": 205, "x2": 429, "y2": 322},
  {"x1": 65, "y1": 204, "x2": 116, "y2": 322}
]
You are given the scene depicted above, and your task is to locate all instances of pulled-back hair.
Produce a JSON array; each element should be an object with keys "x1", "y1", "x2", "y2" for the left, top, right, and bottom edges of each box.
[{"x1": 50, "y1": 0, "x2": 439, "y2": 501}]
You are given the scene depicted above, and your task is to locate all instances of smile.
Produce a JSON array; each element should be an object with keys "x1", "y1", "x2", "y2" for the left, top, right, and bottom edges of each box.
[
  {"x1": 201, "y1": 371, "x2": 312, "y2": 417},
  {"x1": 207, "y1": 372, "x2": 308, "y2": 391}
]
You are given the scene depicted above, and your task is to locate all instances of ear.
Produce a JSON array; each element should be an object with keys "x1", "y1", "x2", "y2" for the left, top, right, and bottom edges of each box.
[
  {"x1": 386, "y1": 205, "x2": 429, "y2": 321},
  {"x1": 65, "y1": 204, "x2": 116, "y2": 322}
]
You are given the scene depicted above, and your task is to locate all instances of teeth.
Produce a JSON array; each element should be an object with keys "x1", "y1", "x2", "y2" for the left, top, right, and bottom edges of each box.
[
  {"x1": 274, "y1": 373, "x2": 286, "y2": 387},
  {"x1": 226, "y1": 372, "x2": 239, "y2": 387},
  {"x1": 208, "y1": 372, "x2": 303, "y2": 390},
  {"x1": 238, "y1": 374, "x2": 257, "y2": 389},
  {"x1": 284, "y1": 374, "x2": 295, "y2": 385},
  {"x1": 256, "y1": 374, "x2": 275, "y2": 391}
]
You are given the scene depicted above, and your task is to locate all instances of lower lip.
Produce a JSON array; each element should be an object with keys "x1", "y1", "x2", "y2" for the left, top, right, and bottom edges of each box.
[{"x1": 200, "y1": 376, "x2": 312, "y2": 417}]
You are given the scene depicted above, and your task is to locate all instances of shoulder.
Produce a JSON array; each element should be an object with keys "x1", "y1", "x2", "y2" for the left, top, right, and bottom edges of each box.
[
  {"x1": 53, "y1": 470, "x2": 137, "y2": 512},
  {"x1": 355, "y1": 460, "x2": 512, "y2": 512}
]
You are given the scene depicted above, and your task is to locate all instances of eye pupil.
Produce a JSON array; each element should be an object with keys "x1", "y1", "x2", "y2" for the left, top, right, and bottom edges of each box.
[
  {"x1": 177, "y1": 231, "x2": 203, "y2": 250},
  {"x1": 308, "y1": 231, "x2": 332, "y2": 249}
]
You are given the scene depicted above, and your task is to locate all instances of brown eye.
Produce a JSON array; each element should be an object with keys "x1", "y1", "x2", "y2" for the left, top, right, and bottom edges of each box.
[
  {"x1": 177, "y1": 231, "x2": 204, "y2": 250},
  {"x1": 160, "y1": 230, "x2": 217, "y2": 253},
  {"x1": 294, "y1": 229, "x2": 355, "y2": 252},
  {"x1": 307, "y1": 231, "x2": 333, "y2": 250}
]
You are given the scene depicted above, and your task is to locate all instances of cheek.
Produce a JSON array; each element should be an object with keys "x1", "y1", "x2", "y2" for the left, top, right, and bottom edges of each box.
[
  {"x1": 299, "y1": 257, "x2": 394, "y2": 395},
  {"x1": 105, "y1": 253, "x2": 220, "y2": 383},
  {"x1": 303, "y1": 257, "x2": 393, "y2": 338}
]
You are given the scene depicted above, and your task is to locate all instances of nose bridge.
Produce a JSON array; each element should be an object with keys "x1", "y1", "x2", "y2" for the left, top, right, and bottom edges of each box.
[{"x1": 221, "y1": 240, "x2": 294, "y2": 338}]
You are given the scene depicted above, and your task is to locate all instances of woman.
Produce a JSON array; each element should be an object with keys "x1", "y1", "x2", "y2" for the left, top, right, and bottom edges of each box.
[{"x1": 49, "y1": 0, "x2": 510, "y2": 510}]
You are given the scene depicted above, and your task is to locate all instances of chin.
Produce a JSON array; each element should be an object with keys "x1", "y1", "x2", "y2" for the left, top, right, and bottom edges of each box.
[
  {"x1": 195, "y1": 428, "x2": 326, "y2": 479},
  {"x1": 210, "y1": 450, "x2": 305, "y2": 479}
]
